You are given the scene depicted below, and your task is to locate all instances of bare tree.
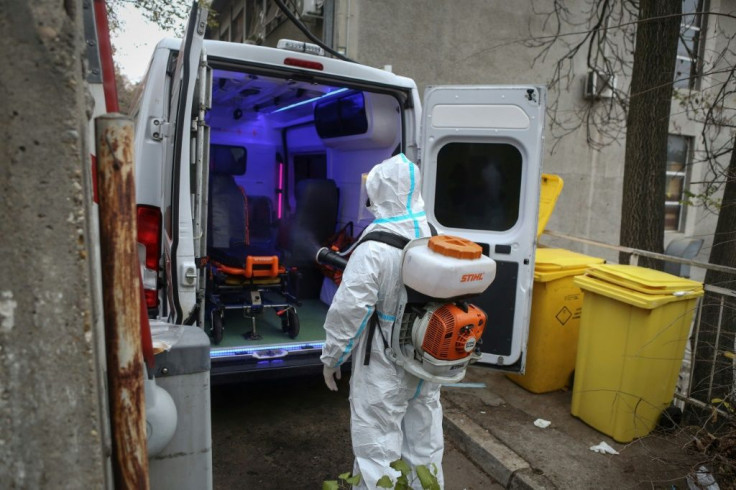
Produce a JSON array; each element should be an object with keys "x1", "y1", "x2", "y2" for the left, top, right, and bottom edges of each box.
[
  {"x1": 526, "y1": 0, "x2": 637, "y2": 150},
  {"x1": 528, "y1": 0, "x2": 681, "y2": 267},
  {"x1": 114, "y1": 66, "x2": 140, "y2": 114},
  {"x1": 691, "y1": 140, "x2": 736, "y2": 418},
  {"x1": 527, "y1": 0, "x2": 736, "y2": 424},
  {"x1": 619, "y1": 0, "x2": 681, "y2": 267},
  {"x1": 681, "y1": 59, "x2": 736, "y2": 419},
  {"x1": 106, "y1": 0, "x2": 191, "y2": 33}
]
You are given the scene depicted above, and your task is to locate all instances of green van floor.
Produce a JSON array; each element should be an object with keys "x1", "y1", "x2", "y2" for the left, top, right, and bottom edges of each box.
[{"x1": 211, "y1": 298, "x2": 329, "y2": 347}]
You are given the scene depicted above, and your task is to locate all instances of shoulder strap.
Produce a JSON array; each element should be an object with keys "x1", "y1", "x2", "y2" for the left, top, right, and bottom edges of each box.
[
  {"x1": 357, "y1": 232, "x2": 406, "y2": 366},
  {"x1": 349, "y1": 223, "x2": 436, "y2": 255},
  {"x1": 363, "y1": 310, "x2": 389, "y2": 366},
  {"x1": 358, "y1": 230, "x2": 410, "y2": 250}
]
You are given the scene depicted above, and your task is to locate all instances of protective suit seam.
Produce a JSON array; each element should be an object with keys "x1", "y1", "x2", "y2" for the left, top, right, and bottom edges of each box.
[
  {"x1": 373, "y1": 211, "x2": 426, "y2": 224},
  {"x1": 335, "y1": 305, "x2": 374, "y2": 366},
  {"x1": 376, "y1": 310, "x2": 396, "y2": 321},
  {"x1": 411, "y1": 379, "x2": 424, "y2": 400}
]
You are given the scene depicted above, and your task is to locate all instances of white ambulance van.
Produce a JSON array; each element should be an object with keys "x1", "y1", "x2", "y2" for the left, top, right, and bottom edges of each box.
[{"x1": 132, "y1": 5, "x2": 545, "y2": 381}]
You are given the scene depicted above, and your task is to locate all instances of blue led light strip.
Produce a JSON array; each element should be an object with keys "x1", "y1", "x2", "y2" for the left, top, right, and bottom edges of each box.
[
  {"x1": 272, "y1": 87, "x2": 349, "y2": 113},
  {"x1": 210, "y1": 341, "x2": 325, "y2": 359}
]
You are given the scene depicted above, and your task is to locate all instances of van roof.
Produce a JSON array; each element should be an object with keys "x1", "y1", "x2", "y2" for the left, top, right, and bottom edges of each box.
[{"x1": 156, "y1": 38, "x2": 417, "y2": 91}]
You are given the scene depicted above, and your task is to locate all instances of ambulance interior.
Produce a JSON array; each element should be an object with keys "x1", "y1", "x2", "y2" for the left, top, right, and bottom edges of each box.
[{"x1": 204, "y1": 65, "x2": 408, "y2": 353}]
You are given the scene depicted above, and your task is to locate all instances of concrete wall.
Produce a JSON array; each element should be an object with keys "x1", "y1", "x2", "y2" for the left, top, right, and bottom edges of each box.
[{"x1": 0, "y1": 1, "x2": 107, "y2": 488}]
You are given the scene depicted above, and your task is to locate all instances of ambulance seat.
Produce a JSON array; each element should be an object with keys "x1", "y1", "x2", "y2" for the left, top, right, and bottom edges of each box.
[
  {"x1": 207, "y1": 145, "x2": 273, "y2": 268},
  {"x1": 247, "y1": 195, "x2": 277, "y2": 253},
  {"x1": 205, "y1": 145, "x2": 300, "y2": 344}
]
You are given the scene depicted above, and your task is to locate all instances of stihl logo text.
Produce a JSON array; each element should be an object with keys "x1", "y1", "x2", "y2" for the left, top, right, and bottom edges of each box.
[{"x1": 460, "y1": 273, "x2": 484, "y2": 283}]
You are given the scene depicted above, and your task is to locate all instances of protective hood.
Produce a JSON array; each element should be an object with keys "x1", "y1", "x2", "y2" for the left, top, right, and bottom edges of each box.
[{"x1": 364, "y1": 154, "x2": 429, "y2": 239}]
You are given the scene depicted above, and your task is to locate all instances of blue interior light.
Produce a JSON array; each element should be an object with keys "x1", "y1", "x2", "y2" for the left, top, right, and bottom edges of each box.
[{"x1": 272, "y1": 88, "x2": 349, "y2": 113}]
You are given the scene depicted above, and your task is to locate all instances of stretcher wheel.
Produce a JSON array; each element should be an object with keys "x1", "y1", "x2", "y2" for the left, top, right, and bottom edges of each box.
[
  {"x1": 212, "y1": 311, "x2": 224, "y2": 344},
  {"x1": 280, "y1": 309, "x2": 299, "y2": 339}
]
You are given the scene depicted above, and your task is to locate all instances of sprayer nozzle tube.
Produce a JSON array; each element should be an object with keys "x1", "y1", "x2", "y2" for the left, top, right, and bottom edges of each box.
[{"x1": 316, "y1": 247, "x2": 349, "y2": 271}]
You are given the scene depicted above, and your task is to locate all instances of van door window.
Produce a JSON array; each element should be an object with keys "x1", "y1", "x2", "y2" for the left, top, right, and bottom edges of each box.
[{"x1": 434, "y1": 142, "x2": 522, "y2": 231}]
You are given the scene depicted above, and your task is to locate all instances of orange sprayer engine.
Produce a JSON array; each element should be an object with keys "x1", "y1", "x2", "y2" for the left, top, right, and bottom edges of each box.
[
  {"x1": 395, "y1": 301, "x2": 487, "y2": 384},
  {"x1": 418, "y1": 303, "x2": 486, "y2": 361}
]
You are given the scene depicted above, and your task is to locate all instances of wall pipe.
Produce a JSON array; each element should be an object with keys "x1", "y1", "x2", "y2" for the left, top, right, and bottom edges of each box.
[{"x1": 95, "y1": 114, "x2": 150, "y2": 489}]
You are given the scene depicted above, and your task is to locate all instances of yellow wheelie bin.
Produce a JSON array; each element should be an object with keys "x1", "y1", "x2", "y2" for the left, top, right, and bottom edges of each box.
[
  {"x1": 571, "y1": 264, "x2": 703, "y2": 443},
  {"x1": 507, "y1": 248, "x2": 604, "y2": 393}
]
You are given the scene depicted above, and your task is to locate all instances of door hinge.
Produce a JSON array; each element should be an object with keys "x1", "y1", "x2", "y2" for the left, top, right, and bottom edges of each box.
[
  {"x1": 181, "y1": 263, "x2": 197, "y2": 286},
  {"x1": 149, "y1": 118, "x2": 171, "y2": 141}
]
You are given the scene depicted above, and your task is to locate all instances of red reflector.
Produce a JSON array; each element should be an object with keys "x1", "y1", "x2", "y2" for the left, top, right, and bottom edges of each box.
[
  {"x1": 144, "y1": 289, "x2": 158, "y2": 309},
  {"x1": 137, "y1": 205, "x2": 161, "y2": 270},
  {"x1": 284, "y1": 57, "x2": 324, "y2": 70}
]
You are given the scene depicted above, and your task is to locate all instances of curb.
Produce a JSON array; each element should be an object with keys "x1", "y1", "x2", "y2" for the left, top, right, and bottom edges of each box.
[{"x1": 443, "y1": 410, "x2": 556, "y2": 490}]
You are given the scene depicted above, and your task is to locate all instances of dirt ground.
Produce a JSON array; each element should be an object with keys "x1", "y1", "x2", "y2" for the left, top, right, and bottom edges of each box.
[
  {"x1": 210, "y1": 372, "x2": 499, "y2": 489},
  {"x1": 443, "y1": 367, "x2": 732, "y2": 490}
]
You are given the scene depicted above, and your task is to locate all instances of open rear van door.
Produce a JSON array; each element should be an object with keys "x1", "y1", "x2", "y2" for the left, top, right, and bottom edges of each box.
[
  {"x1": 164, "y1": 3, "x2": 208, "y2": 323},
  {"x1": 420, "y1": 85, "x2": 546, "y2": 372}
]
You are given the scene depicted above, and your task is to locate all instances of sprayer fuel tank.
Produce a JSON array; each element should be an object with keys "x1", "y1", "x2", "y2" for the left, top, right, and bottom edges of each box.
[{"x1": 402, "y1": 235, "x2": 496, "y2": 299}]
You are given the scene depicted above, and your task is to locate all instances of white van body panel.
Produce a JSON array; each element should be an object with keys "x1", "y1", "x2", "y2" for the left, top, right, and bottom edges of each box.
[
  {"x1": 161, "y1": 11, "x2": 207, "y2": 323},
  {"x1": 420, "y1": 85, "x2": 546, "y2": 370}
]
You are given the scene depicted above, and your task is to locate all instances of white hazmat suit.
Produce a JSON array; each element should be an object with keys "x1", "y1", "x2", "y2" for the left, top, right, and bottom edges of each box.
[{"x1": 321, "y1": 154, "x2": 444, "y2": 489}]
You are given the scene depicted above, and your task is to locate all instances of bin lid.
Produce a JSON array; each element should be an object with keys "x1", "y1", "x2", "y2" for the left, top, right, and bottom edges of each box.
[
  {"x1": 537, "y1": 174, "x2": 564, "y2": 239},
  {"x1": 534, "y1": 248, "x2": 605, "y2": 282},
  {"x1": 573, "y1": 265, "x2": 703, "y2": 309},
  {"x1": 587, "y1": 264, "x2": 703, "y2": 294}
]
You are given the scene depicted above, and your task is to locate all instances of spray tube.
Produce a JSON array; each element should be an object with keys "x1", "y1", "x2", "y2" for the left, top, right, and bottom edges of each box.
[{"x1": 315, "y1": 247, "x2": 349, "y2": 270}]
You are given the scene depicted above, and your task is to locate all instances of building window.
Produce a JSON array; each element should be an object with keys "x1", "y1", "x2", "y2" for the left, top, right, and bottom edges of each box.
[
  {"x1": 674, "y1": 0, "x2": 706, "y2": 90},
  {"x1": 665, "y1": 135, "x2": 691, "y2": 231}
]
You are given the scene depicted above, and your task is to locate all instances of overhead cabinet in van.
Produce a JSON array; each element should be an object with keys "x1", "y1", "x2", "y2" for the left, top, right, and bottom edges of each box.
[{"x1": 133, "y1": 5, "x2": 546, "y2": 381}]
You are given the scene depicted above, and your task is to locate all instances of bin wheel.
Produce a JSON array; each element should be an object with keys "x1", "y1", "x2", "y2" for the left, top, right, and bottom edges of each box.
[
  {"x1": 283, "y1": 309, "x2": 299, "y2": 339},
  {"x1": 212, "y1": 311, "x2": 224, "y2": 345}
]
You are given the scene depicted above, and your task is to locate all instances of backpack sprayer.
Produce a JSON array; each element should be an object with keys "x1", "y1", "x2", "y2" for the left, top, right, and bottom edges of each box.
[{"x1": 316, "y1": 233, "x2": 497, "y2": 384}]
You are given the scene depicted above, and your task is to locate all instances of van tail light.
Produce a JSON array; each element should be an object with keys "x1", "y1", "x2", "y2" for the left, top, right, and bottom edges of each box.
[{"x1": 137, "y1": 205, "x2": 162, "y2": 309}]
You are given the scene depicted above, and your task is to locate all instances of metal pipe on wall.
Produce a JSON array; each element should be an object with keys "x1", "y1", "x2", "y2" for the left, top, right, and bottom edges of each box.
[{"x1": 95, "y1": 114, "x2": 150, "y2": 489}]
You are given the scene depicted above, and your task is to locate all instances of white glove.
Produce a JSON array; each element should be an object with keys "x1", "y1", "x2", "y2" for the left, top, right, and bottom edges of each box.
[
  {"x1": 323, "y1": 365, "x2": 341, "y2": 391},
  {"x1": 589, "y1": 441, "x2": 619, "y2": 455}
]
